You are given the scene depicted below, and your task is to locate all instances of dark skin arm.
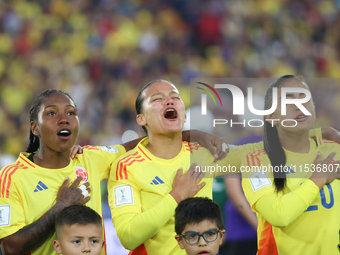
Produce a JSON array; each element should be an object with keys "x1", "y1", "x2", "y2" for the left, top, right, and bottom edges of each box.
[
  {"x1": 71, "y1": 130, "x2": 228, "y2": 161},
  {"x1": 0, "y1": 176, "x2": 90, "y2": 255}
]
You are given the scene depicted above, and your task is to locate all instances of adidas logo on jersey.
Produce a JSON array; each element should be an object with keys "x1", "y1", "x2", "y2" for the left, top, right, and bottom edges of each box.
[
  {"x1": 34, "y1": 181, "x2": 49, "y2": 192},
  {"x1": 284, "y1": 166, "x2": 295, "y2": 174},
  {"x1": 150, "y1": 176, "x2": 164, "y2": 185}
]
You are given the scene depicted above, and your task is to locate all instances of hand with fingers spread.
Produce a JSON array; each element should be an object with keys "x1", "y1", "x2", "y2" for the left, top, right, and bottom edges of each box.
[
  {"x1": 56, "y1": 176, "x2": 91, "y2": 207},
  {"x1": 170, "y1": 163, "x2": 206, "y2": 204},
  {"x1": 310, "y1": 152, "x2": 340, "y2": 190}
]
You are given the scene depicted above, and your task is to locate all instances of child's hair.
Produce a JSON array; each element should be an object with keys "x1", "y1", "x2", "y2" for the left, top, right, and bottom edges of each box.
[
  {"x1": 26, "y1": 89, "x2": 76, "y2": 153},
  {"x1": 55, "y1": 205, "x2": 102, "y2": 239},
  {"x1": 175, "y1": 197, "x2": 224, "y2": 235}
]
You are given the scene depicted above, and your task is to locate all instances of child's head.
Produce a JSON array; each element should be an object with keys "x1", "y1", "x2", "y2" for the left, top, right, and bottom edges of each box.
[
  {"x1": 53, "y1": 205, "x2": 104, "y2": 255},
  {"x1": 175, "y1": 197, "x2": 225, "y2": 255}
]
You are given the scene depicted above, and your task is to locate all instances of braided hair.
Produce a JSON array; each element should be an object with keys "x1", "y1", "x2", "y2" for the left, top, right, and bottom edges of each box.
[{"x1": 26, "y1": 89, "x2": 76, "y2": 153}]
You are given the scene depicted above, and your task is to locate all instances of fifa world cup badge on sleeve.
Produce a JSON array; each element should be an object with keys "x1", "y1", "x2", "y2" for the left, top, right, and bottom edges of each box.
[
  {"x1": 99, "y1": 146, "x2": 118, "y2": 153},
  {"x1": 249, "y1": 171, "x2": 271, "y2": 192},
  {"x1": 0, "y1": 205, "x2": 11, "y2": 227},
  {"x1": 114, "y1": 185, "x2": 134, "y2": 207}
]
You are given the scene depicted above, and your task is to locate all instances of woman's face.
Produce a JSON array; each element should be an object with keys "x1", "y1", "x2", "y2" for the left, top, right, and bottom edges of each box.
[
  {"x1": 266, "y1": 78, "x2": 315, "y2": 134},
  {"x1": 31, "y1": 92, "x2": 79, "y2": 154},
  {"x1": 137, "y1": 81, "x2": 186, "y2": 136}
]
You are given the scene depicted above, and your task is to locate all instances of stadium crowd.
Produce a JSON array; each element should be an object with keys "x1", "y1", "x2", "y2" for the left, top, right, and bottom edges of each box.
[{"x1": 1, "y1": 0, "x2": 340, "y2": 157}]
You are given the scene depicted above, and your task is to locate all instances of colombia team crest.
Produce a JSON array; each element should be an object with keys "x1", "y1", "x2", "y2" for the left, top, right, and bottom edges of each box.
[{"x1": 75, "y1": 167, "x2": 89, "y2": 182}]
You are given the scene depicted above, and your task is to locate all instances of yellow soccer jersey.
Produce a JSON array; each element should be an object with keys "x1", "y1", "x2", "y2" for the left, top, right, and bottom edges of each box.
[
  {"x1": 242, "y1": 138, "x2": 340, "y2": 255},
  {"x1": 0, "y1": 145, "x2": 125, "y2": 255},
  {"x1": 108, "y1": 138, "x2": 260, "y2": 255}
]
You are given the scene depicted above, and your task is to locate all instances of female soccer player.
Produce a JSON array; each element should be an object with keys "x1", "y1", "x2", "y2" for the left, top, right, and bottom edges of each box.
[
  {"x1": 0, "y1": 89, "x2": 224, "y2": 255},
  {"x1": 0, "y1": 90, "x2": 126, "y2": 255},
  {"x1": 242, "y1": 75, "x2": 340, "y2": 255},
  {"x1": 108, "y1": 79, "x2": 284, "y2": 255}
]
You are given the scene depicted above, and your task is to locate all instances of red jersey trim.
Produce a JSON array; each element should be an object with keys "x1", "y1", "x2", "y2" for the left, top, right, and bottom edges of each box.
[
  {"x1": 19, "y1": 156, "x2": 36, "y2": 168},
  {"x1": 1, "y1": 166, "x2": 12, "y2": 197},
  {"x1": 189, "y1": 142, "x2": 203, "y2": 152},
  {"x1": 129, "y1": 244, "x2": 148, "y2": 255},
  {"x1": 116, "y1": 152, "x2": 138, "y2": 180},
  {"x1": 1, "y1": 165, "x2": 20, "y2": 198},
  {"x1": 258, "y1": 224, "x2": 278, "y2": 255},
  {"x1": 137, "y1": 146, "x2": 152, "y2": 161},
  {"x1": 246, "y1": 149, "x2": 266, "y2": 167},
  {"x1": 116, "y1": 152, "x2": 145, "y2": 180},
  {"x1": 183, "y1": 142, "x2": 190, "y2": 152},
  {"x1": 83, "y1": 145, "x2": 100, "y2": 150}
]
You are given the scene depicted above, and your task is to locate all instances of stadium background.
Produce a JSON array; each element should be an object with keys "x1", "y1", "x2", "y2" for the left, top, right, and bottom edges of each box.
[{"x1": 1, "y1": 0, "x2": 340, "y2": 254}]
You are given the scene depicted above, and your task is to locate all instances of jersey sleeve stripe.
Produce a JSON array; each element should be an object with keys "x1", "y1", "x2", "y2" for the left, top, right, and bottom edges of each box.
[
  {"x1": 1, "y1": 166, "x2": 12, "y2": 197},
  {"x1": 115, "y1": 152, "x2": 139, "y2": 180},
  {"x1": 188, "y1": 142, "x2": 203, "y2": 152},
  {"x1": 255, "y1": 150, "x2": 265, "y2": 166},
  {"x1": 183, "y1": 143, "x2": 190, "y2": 152},
  {"x1": 1, "y1": 166, "x2": 18, "y2": 198},
  {"x1": 246, "y1": 150, "x2": 266, "y2": 168},
  {"x1": 5, "y1": 168, "x2": 18, "y2": 198},
  {"x1": 138, "y1": 146, "x2": 152, "y2": 161},
  {"x1": 19, "y1": 156, "x2": 36, "y2": 168},
  {"x1": 83, "y1": 145, "x2": 100, "y2": 150},
  {"x1": 251, "y1": 153, "x2": 256, "y2": 166},
  {"x1": 123, "y1": 159, "x2": 145, "y2": 179},
  {"x1": 247, "y1": 153, "x2": 251, "y2": 167},
  {"x1": 118, "y1": 155, "x2": 142, "y2": 180}
]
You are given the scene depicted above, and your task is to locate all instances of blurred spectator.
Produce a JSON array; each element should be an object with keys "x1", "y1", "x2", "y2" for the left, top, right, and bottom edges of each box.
[{"x1": 1, "y1": 0, "x2": 340, "y2": 156}]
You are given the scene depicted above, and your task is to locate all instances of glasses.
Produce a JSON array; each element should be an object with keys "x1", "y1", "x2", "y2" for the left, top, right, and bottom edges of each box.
[{"x1": 180, "y1": 229, "x2": 221, "y2": 245}]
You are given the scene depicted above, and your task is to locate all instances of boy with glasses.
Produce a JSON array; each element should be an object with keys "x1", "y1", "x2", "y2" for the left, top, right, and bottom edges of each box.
[{"x1": 175, "y1": 197, "x2": 226, "y2": 255}]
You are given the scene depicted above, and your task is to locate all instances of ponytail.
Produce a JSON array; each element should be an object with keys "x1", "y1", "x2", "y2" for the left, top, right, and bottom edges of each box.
[
  {"x1": 263, "y1": 121, "x2": 286, "y2": 192},
  {"x1": 263, "y1": 75, "x2": 299, "y2": 192}
]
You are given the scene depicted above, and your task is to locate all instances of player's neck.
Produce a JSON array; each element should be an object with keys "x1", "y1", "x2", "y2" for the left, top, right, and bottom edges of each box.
[
  {"x1": 146, "y1": 133, "x2": 183, "y2": 159},
  {"x1": 33, "y1": 148, "x2": 71, "y2": 169},
  {"x1": 279, "y1": 131, "x2": 310, "y2": 153}
]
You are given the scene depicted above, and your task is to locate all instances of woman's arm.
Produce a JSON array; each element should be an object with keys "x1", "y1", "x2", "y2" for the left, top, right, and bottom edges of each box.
[
  {"x1": 112, "y1": 164, "x2": 205, "y2": 250},
  {"x1": 0, "y1": 177, "x2": 89, "y2": 255},
  {"x1": 255, "y1": 179, "x2": 319, "y2": 228},
  {"x1": 255, "y1": 152, "x2": 340, "y2": 228}
]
